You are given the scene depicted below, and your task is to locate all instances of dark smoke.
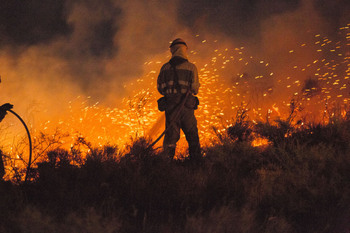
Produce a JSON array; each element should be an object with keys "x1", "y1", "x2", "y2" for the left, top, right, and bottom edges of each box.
[
  {"x1": 0, "y1": 0, "x2": 70, "y2": 46},
  {"x1": 178, "y1": 0, "x2": 300, "y2": 40},
  {"x1": 0, "y1": 0, "x2": 349, "y2": 107}
]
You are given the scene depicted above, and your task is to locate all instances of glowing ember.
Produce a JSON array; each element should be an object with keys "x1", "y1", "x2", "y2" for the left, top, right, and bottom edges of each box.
[
  {"x1": 1, "y1": 23, "x2": 349, "y2": 180},
  {"x1": 44, "y1": 23, "x2": 349, "y2": 148},
  {"x1": 251, "y1": 137, "x2": 271, "y2": 147}
]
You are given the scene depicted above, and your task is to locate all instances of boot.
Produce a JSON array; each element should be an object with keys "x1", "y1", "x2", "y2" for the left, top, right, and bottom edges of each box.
[
  {"x1": 164, "y1": 146, "x2": 176, "y2": 160},
  {"x1": 189, "y1": 145, "x2": 202, "y2": 164}
]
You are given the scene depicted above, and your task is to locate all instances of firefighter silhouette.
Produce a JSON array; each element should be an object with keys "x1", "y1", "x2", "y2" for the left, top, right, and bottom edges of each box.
[{"x1": 157, "y1": 38, "x2": 201, "y2": 161}]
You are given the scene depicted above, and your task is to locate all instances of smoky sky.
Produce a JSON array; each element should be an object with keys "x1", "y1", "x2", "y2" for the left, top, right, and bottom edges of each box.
[
  {"x1": 0, "y1": 0, "x2": 70, "y2": 46},
  {"x1": 0, "y1": 0, "x2": 122, "y2": 70},
  {"x1": 178, "y1": 0, "x2": 350, "y2": 41},
  {"x1": 0, "y1": 0, "x2": 119, "y2": 54},
  {"x1": 1, "y1": 0, "x2": 349, "y2": 49},
  {"x1": 0, "y1": 0, "x2": 349, "y2": 101},
  {"x1": 178, "y1": 0, "x2": 300, "y2": 38}
]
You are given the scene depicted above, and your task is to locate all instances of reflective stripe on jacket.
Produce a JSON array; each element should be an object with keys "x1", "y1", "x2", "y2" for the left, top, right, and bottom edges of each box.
[{"x1": 157, "y1": 57, "x2": 200, "y2": 96}]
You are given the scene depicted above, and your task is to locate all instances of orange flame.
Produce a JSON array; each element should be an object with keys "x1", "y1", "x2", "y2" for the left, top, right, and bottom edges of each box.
[{"x1": 1, "y1": 24, "x2": 349, "y2": 180}]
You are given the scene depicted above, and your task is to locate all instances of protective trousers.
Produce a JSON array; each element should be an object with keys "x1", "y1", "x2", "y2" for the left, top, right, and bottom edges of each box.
[{"x1": 163, "y1": 102, "x2": 201, "y2": 160}]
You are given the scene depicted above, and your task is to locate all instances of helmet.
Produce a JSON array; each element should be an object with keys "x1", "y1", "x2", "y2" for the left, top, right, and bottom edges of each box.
[{"x1": 169, "y1": 38, "x2": 187, "y2": 48}]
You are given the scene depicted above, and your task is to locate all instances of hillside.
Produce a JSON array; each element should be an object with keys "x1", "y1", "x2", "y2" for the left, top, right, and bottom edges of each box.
[{"x1": 0, "y1": 119, "x2": 350, "y2": 233}]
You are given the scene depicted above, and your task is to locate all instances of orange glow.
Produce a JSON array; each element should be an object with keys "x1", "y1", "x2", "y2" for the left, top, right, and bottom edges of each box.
[
  {"x1": 251, "y1": 137, "x2": 270, "y2": 147},
  {"x1": 1, "y1": 24, "x2": 350, "y2": 180}
]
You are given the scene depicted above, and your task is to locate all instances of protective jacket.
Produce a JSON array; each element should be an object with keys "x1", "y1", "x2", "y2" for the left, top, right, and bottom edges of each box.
[
  {"x1": 157, "y1": 46, "x2": 200, "y2": 96},
  {"x1": 157, "y1": 44, "x2": 201, "y2": 160}
]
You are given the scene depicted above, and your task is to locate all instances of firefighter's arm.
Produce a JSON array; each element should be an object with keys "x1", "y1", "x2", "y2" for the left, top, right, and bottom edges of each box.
[
  {"x1": 191, "y1": 65, "x2": 200, "y2": 95},
  {"x1": 157, "y1": 69, "x2": 166, "y2": 95},
  {"x1": 0, "y1": 103, "x2": 13, "y2": 122}
]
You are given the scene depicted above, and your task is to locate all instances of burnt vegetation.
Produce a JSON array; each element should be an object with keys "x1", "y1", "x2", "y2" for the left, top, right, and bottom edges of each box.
[{"x1": 1, "y1": 114, "x2": 350, "y2": 233}]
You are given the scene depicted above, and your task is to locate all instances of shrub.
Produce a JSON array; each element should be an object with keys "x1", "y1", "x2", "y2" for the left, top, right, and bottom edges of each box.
[{"x1": 1, "y1": 119, "x2": 350, "y2": 232}]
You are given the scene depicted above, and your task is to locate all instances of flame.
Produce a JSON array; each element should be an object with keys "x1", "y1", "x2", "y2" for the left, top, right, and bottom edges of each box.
[
  {"x1": 1, "y1": 23, "x2": 350, "y2": 180},
  {"x1": 272, "y1": 104, "x2": 280, "y2": 116},
  {"x1": 251, "y1": 137, "x2": 270, "y2": 147}
]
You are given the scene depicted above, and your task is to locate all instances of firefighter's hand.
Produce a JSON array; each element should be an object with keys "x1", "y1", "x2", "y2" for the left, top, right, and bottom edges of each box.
[
  {"x1": 0, "y1": 103, "x2": 13, "y2": 122},
  {"x1": 0, "y1": 103, "x2": 13, "y2": 111}
]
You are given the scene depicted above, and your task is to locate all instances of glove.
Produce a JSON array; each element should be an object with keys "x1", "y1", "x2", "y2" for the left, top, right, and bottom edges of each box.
[
  {"x1": 0, "y1": 103, "x2": 14, "y2": 122},
  {"x1": 0, "y1": 103, "x2": 13, "y2": 111}
]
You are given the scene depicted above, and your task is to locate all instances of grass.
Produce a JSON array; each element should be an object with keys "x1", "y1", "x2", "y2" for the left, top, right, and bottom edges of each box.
[{"x1": 0, "y1": 119, "x2": 350, "y2": 233}]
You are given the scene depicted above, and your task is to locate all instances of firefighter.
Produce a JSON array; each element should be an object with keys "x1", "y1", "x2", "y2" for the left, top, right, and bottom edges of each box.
[
  {"x1": 0, "y1": 103, "x2": 13, "y2": 123},
  {"x1": 157, "y1": 38, "x2": 201, "y2": 161},
  {"x1": 0, "y1": 103, "x2": 13, "y2": 180}
]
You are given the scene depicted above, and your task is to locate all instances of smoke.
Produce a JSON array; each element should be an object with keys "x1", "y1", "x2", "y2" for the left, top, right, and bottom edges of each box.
[
  {"x1": 0, "y1": 0, "x2": 181, "y2": 121},
  {"x1": 0, "y1": 0, "x2": 349, "y2": 127},
  {"x1": 255, "y1": 0, "x2": 349, "y2": 106},
  {"x1": 102, "y1": 0, "x2": 183, "y2": 102},
  {"x1": 256, "y1": 0, "x2": 326, "y2": 96}
]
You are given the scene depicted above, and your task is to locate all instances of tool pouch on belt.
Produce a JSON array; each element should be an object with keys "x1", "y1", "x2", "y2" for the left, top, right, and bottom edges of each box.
[
  {"x1": 185, "y1": 94, "x2": 199, "y2": 110},
  {"x1": 158, "y1": 94, "x2": 183, "y2": 111},
  {"x1": 157, "y1": 97, "x2": 167, "y2": 112}
]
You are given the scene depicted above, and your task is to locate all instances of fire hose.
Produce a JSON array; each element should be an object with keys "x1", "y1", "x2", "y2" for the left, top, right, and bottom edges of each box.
[
  {"x1": 7, "y1": 110, "x2": 32, "y2": 183},
  {"x1": 147, "y1": 91, "x2": 190, "y2": 150}
]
